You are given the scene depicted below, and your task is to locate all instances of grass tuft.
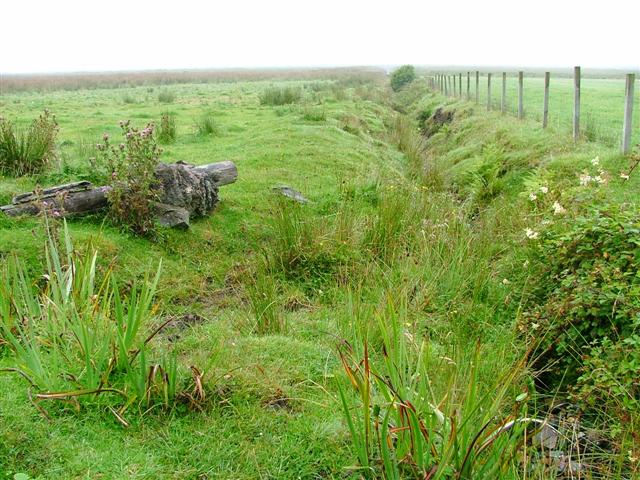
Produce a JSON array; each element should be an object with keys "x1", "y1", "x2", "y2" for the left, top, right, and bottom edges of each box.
[
  {"x1": 157, "y1": 112, "x2": 177, "y2": 144},
  {"x1": 158, "y1": 89, "x2": 177, "y2": 103},
  {"x1": 196, "y1": 114, "x2": 219, "y2": 136},
  {"x1": 259, "y1": 86, "x2": 302, "y2": 106},
  {"x1": 0, "y1": 110, "x2": 59, "y2": 176}
]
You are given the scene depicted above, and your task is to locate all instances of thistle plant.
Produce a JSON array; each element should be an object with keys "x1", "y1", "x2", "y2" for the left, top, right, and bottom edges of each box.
[{"x1": 96, "y1": 120, "x2": 162, "y2": 236}]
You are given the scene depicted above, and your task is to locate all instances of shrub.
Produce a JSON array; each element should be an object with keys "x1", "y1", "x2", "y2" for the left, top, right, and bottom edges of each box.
[
  {"x1": 157, "y1": 112, "x2": 177, "y2": 144},
  {"x1": 390, "y1": 65, "x2": 416, "y2": 92},
  {"x1": 259, "y1": 86, "x2": 302, "y2": 106},
  {"x1": 158, "y1": 89, "x2": 176, "y2": 103},
  {"x1": 525, "y1": 207, "x2": 640, "y2": 411},
  {"x1": 96, "y1": 121, "x2": 162, "y2": 235},
  {"x1": 0, "y1": 110, "x2": 59, "y2": 176}
]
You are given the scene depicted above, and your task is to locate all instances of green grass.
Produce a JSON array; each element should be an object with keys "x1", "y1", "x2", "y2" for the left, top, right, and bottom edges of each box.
[
  {"x1": 0, "y1": 76, "x2": 638, "y2": 478},
  {"x1": 442, "y1": 75, "x2": 639, "y2": 147},
  {"x1": 0, "y1": 79, "x2": 402, "y2": 479}
]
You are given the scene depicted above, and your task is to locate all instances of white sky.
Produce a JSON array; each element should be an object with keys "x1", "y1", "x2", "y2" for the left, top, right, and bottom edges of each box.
[{"x1": 1, "y1": 0, "x2": 638, "y2": 74}]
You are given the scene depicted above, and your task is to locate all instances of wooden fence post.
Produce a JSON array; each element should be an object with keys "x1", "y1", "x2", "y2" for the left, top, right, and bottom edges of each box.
[
  {"x1": 622, "y1": 73, "x2": 636, "y2": 154},
  {"x1": 573, "y1": 66, "x2": 581, "y2": 141},
  {"x1": 453, "y1": 74, "x2": 457, "y2": 97},
  {"x1": 487, "y1": 73, "x2": 492, "y2": 110},
  {"x1": 518, "y1": 71, "x2": 524, "y2": 119},
  {"x1": 543, "y1": 72, "x2": 550, "y2": 128},
  {"x1": 459, "y1": 73, "x2": 462, "y2": 97},
  {"x1": 467, "y1": 71, "x2": 470, "y2": 99},
  {"x1": 475, "y1": 71, "x2": 479, "y2": 104},
  {"x1": 444, "y1": 75, "x2": 448, "y2": 96},
  {"x1": 501, "y1": 72, "x2": 506, "y2": 113}
]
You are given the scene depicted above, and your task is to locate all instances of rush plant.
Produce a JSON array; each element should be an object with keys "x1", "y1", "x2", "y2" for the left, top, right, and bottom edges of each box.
[
  {"x1": 0, "y1": 110, "x2": 59, "y2": 176},
  {"x1": 0, "y1": 222, "x2": 200, "y2": 419},
  {"x1": 337, "y1": 294, "x2": 530, "y2": 479}
]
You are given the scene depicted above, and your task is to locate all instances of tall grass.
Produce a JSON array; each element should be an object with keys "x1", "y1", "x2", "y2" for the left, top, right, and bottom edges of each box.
[
  {"x1": 332, "y1": 182, "x2": 534, "y2": 477},
  {"x1": 121, "y1": 92, "x2": 137, "y2": 104},
  {"x1": 301, "y1": 106, "x2": 326, "y2": 122},
  {"x1": 338, "y1": 331, "x2": 529, "y2": 478},
  {"x1": 391, "y1": 114, "x2": 442, "y2": 186},
  {"x1": 259, "y1": 86, "x2": 302, "y2": 106},
  {"x1": 247, "y1": 260, "x2": 285, "y2": 335},
  {"x1": 157, "y1": 112, "x2": 177, "y2": 144},
  {"x1": 0, "y1": 222, "x2": 201, "y2": 418},
  {"x1": 196, "y1": 114, "x2": 219, "y2": 136},
  {"x1": 0, "y1": 110, "x2": 59, "y2": 176},
  {"x1": 158, "y1": 89, "x2": 177, "y2": 103},
  {"x1": 1, "y1": 67, "x2": 384, "y2": 93}
]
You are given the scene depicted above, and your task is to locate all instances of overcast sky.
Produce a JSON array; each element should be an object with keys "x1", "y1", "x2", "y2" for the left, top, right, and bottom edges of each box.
[{"x1": 1, "y1": 0, "x2": 638, "y2": 74}]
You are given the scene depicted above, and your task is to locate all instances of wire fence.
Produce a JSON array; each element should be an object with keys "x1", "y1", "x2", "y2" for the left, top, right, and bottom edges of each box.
[{"x1": 427, "y1": 68, "x2": 638, "y2": 153}]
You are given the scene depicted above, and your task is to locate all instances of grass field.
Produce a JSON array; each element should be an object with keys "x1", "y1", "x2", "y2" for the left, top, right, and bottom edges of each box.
[
  {"x1": 1, "y1": 72, "x2": 639, "y2": 479},
  {"x1": 431, "y1": 73, "x2": 639, "y2": 147}
]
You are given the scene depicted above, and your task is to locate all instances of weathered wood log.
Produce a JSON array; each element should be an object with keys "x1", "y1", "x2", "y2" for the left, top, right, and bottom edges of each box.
[
  {"x1": 0, "y1": 161, "x2": 238, "y2": 228},
  {"x1": 1, "y1": 184, "x2": 111, "y2": 217}
]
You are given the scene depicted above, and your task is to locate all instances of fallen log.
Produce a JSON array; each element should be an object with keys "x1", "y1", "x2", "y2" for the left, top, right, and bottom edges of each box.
[{"x1": 0, "y1": 161, "x2": 237, "y2": 228}]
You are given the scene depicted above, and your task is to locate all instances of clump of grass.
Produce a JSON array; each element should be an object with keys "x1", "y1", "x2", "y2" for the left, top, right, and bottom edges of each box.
[
  {"x1": 259, "y1": 86, "x2": 302, "y2": 106},
  {"x1": 301, "y1": 107, "x2": 326, "y2": 122},
  {"x1": 59, "y1": 135, "x2": 98, "y2": 164},
  {"x1": 157, "y1": 112, "x2": 177, "y2": 144},
  {"x1": 583, "y1": 111, "x2": 617, "y2": 146},
  {"x1": 196, "y1": 114, "x2": 219, "y2": 136},
  {"x1": 338, "y1": 332, "x2": 529, "y2": 478},
  {"x1": 340, "y1": 114, "x2": 364, "y2": 135},
  {"x1": 265, "y1": 197, "x2": 351, "y2": 290},
  {"x1": 330, "y1": 84, "x2": 348, "y2": 101},
  {"x1": 362, "y1": 185, "x2": 425, "y2": 262},
  {"x1": 58, "y1": 135, "x2": 102, "y2": 181},
  {"x1": 158, "y1": 89, "x2": 176, "y2": 103},
  {"x1": 0, "y1": 110, "x2": 59, "y2": 176},
  {"x1": 74, "y1": 136, "x2": 99, "y2": 161},
  {"x1": 0, "y1": 222, "x2": 204, "y2": 418},
  {"x1": 121, "y1": 93, "x2": 137, "y2": 104},
  {"x1": 392, "y1": 114, "x2": 442, "y2": 186},
  {"x1": 247, "y1": 262, "x2": 285, "y2": 335}
]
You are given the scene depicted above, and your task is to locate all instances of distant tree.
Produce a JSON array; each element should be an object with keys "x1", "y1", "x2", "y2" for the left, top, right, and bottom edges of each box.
[{"x1": 390, "y1": 65, "x2": 416, "y2": 92}]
